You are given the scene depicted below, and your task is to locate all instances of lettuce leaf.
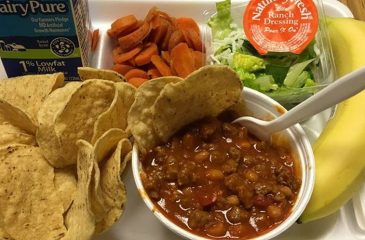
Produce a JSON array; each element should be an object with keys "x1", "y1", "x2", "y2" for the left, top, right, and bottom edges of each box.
[{"x1": 208, "y1": 0, "x2": 234, "y2": 40}]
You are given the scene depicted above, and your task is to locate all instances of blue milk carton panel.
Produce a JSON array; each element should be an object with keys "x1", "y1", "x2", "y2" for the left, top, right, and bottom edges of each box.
[{"x1": 0, "y1": 0, "x2": 91, "y2": 80}]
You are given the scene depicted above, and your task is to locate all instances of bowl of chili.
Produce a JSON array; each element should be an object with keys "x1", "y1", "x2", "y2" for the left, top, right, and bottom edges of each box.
[{"x1": 132, "y1": 88, "x2": 315, "y2": 240}]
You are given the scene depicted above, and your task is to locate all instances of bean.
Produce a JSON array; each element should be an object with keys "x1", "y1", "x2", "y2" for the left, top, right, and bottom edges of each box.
[
  {"x1": 188, "y1": 210, "x2": 211, "y2": 229},
  {"x1": 194, "y1": 150, "x2": 209, "y2": 162},
  {"x1": 222, "y1": 159, "x2": 238, "y2": 174},
  {"x1": 267, "y1": 205, "x2": 282, "y2": 219},
  {"x1": 206, "y1": 169, "x2": 224, "y2": 181},
  {"x1": 210, "y1": 150, "x2": 225, "y2": 163},
  {"x1": 227, "y1": 206, "x2": 242, "y2": 223},
  {"x1": 245, "y1": 169, "x2": 258, "y2": 182},
  {"x1": 280, "y1": 186, "x2": 294, "y2": 198},
  {"x1": 237, "y1": 186, "x2": 254, "y2": 209},
  {"x1": 274, "y1": 191, "x2": 286, "y2": 202},
  {"x1": 206, "y1": 222, "x2": 226, "y2": 237},
  {"x1": 226, "y1": 195, "x2": 240, "y2": 206}
]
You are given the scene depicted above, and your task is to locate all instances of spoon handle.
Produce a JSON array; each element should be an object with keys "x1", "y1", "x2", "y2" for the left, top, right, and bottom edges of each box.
[{"x1": 268, "y1": 66, "x2": 365, "y2": 133}]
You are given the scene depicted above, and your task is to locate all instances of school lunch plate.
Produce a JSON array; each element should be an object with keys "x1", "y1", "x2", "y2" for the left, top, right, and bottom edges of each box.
[{"x1": 90, "y1": 0, "x2": 365, "y2": 239}]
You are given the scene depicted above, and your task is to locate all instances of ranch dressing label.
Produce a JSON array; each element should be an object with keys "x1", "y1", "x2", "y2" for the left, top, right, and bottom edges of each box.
[
  {"x1": 0, "y1": 0, "x2": 91, "y2": 80},
  {"x1": 243, "y1": 0, "x2": 318, "y2": 54}
]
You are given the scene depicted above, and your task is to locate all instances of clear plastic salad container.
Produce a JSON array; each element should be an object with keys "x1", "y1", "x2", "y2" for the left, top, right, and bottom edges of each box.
[{"x1": 204, "y1": 0, "x2": 336, "y2": 109}]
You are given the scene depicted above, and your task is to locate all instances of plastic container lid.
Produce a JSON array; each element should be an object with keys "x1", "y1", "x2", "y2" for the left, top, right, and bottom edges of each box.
[{"x1": 205, "y1": 0, "x2": 336, "y2": 109}]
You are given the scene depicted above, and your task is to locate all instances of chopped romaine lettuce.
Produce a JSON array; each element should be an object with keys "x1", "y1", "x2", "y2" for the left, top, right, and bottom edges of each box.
[
  {"x1": 232, "y1": 53, "x2": 265, "y2": 72},
  {"x1": 244, "y1": 74, "x2": 278, "y2": 92},
  {"x1": 235, "y1": 69, "x2": 256, "y2": 82},
  {"x1": 283, "y1": 59, "x2": 315, "y2": 87},
  {"x1": 207, "y1": 0, "x2": 234, "y2": 40}
]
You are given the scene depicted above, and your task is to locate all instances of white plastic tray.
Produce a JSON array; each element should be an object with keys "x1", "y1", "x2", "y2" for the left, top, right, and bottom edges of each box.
[{"x1": 87, "y1": 0, "x2": 362, "y2": 239}]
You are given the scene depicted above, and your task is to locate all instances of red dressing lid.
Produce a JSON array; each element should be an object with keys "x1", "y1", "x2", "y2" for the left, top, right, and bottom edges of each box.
[{"x1": 243, "y1": 0, "x2": 319, "y2": 55}]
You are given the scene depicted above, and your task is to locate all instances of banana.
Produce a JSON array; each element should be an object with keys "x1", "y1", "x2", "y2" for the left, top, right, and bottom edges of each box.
[{"x1": 299, "y1": 18, "x2": 365, "y2": 223}]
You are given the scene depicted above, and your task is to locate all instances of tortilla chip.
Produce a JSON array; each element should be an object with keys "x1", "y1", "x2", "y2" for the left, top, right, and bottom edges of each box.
[
  {"x1": 91, "y1": 82, "x2": 135, "y2": 143},
  {"x1": 54, "y1": 80, "x2": 115, "y2": 167},
  {"x1": 78, "y1": 67, "x2": 126, "y2": 82},
  {"x1": 93, "y1": 128, "x2": 128, "y2": 163},
  {"x1": 36, "y1": 82, "x2": 82, "y2": 168},
  {"x1": 95, "y1": 138, "x2": 132, "y2": 233},
  {"x1": 0, "y1": 73, "x2": 64, "y2": 124},
  {"x1": 227, "y1": 93, "x2": 246, "y2": 118},
  {"x1": 0, "y1": 145, "x2": 66, "y2": 240},
  {"x1": 90, "y1": 129, "x2": 127, "y2": 223},
  {"x1": 0, "y1": 227, "x2": 13, "y2": 240},
  {"x1": 0, "y1": 99, "x2": 36, "y2": 134},
  {"x1": 90, "y1": 158, "x2": 108, "y2": 223},
  {"x1": 63, "y1": 140, "x2": 96, "y2": 240},
  {"x1": 153, "y1": 65, "x2": 242, "y2": 143},
  {"x1": 54, "y1": 167, "x2": 77, "y2": 212},
  {"x1": 0, "y1": 124, "x2": 35, "y2": 147},
  {"x1": 128, "y1": 77, "x2": 182, "y2": 151}
]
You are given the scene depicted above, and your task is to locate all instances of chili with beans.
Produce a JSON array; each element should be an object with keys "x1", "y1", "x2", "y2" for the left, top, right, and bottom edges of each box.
[{"x1": 140, "y1": 117, "x2": 301, "y2": 239}]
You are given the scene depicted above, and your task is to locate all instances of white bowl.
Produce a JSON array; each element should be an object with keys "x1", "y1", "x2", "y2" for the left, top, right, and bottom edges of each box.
[{"x1": 132, "y1": 88, "x2": 315, "y2": 240}]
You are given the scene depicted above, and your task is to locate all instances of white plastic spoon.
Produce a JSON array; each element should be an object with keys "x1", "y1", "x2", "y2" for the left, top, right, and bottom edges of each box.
[{"x1": 233, "y1": 67, "x2": 365, "y2": 141}]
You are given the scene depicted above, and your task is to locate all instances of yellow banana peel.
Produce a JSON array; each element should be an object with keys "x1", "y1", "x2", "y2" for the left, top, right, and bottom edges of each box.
[{"x1": 300, "y1": 18, "x2": 365, "y2": 223}]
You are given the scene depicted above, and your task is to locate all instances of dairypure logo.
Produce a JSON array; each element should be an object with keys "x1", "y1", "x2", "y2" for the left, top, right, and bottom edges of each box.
[{"x1": 0, "y1": 0, "x2": 68, "y2": 17}]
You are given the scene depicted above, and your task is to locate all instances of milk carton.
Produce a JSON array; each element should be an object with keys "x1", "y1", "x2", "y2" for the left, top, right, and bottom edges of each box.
[{"x1": 0, "y1": 0, "x2": 91, "y2": 80}]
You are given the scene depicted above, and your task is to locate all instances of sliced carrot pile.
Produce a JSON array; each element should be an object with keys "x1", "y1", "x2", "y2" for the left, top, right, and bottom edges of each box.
[{"x1": 108, "y1": 7, "x2": 206, "y2": 87}]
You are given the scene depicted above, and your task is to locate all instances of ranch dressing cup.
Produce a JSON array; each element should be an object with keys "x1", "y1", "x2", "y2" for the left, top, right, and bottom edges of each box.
[{"x1": 0, "y1": 0, "x2": 92, "y2": 80}]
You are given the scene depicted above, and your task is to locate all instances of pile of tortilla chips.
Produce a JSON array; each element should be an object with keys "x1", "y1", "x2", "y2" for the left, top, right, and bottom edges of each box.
[{"x1": 0, "y1": 68, "x2": 134, "y2": 240}]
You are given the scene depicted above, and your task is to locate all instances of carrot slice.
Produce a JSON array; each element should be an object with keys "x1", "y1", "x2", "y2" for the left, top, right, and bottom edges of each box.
[
  {"x1": 122, "y1": 20, "x2": 144, "y2": 36},
  {"x1": 112, "y1": 47, "x2": 123, "y2": 63},
  {"x1": 193, "y1": 51, "x2": 205, "y2": 70},
  {"x1": 112, "y1": 64, "x2": 134, "y2": 75},
  {"x1": 186, "y1": 30, "x2": 205, "y2": 52},
  {"x1": 118, "y1": 21, "x2": 151, "y2": 51},
  {"x1": 134, "y1": 43, "x2": 159, "y2": 66},
  {"x1": 170, "y1": 42, "x2": 195, "y2": 78},
  {"x1": 125, "y1": 69, "x2": 148, "y2": 80},
  {"x1": 108, "y1": 15, "x2": 138, "y2": 38},
  {"x1": 151, "y1": 55, "x2": 172, "y2": 76},
  {"x1": 128, "y1": 77, "x2": 148, "y2": 87},
  {"x1": 168, "y1": 30, "x2": 185, "y2": 51},
  {"x1": 150, "y1": 18, "x2": 169, "y2": 45},
  {"x1": 91, "y1": 29, "x2": 99, "y2": 51},
  {"x1": 128, "y1": 58, "x2": 137, "y2": 66},
  {"x1": 114, "y1": 45, "x2": 143, "y2": 64},
  {"x1": 147, "y1": 68, "x2": 162, "y2": 79},
  {"x1": 176, "y1": 17, "x2": 200, "y2": 37},
  {"x1": 160, "y1": 22, "x2": 174, "y2": 51},
  {"x1": 161, "y1": 51, "x2": 171, "y2": 64},
  {"x1": 157, "y1": 11, "x2": 175, "y2": 26},
  {"x1": 145, "y1": 7, "x2": 159, "y2": 22},
  {"x1": 180, "y1": 29, "x2": 194, "y2": 49},
  {"x1": 150, "y1": 15, "x2": 161, "y2": 29}
]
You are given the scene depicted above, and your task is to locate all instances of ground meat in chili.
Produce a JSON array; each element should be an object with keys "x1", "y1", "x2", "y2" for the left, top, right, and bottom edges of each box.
[{"x1": 140, "y1": 117, "x2": 301, "y2": 239}]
